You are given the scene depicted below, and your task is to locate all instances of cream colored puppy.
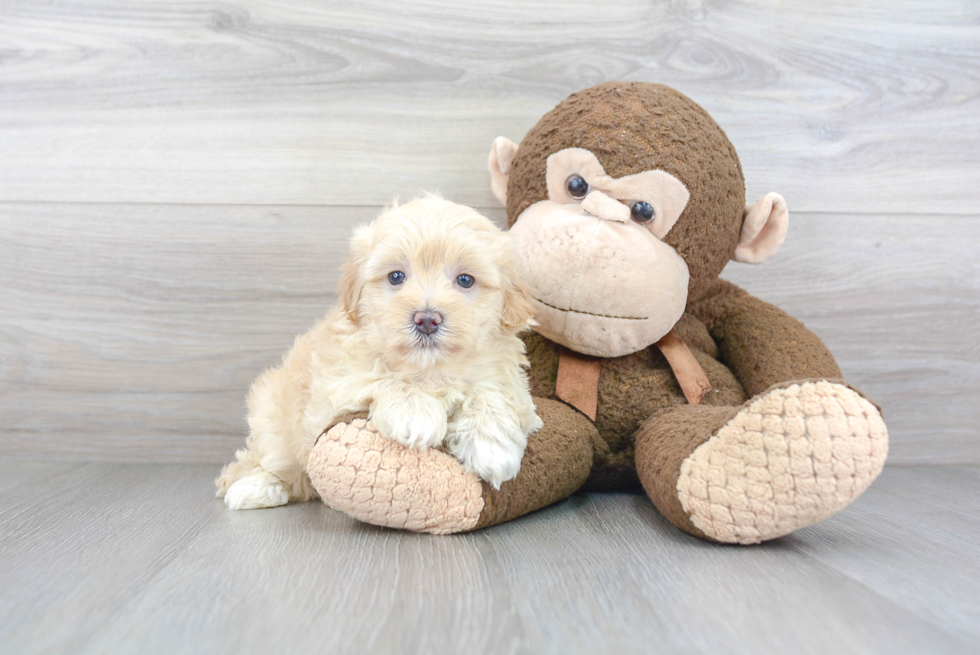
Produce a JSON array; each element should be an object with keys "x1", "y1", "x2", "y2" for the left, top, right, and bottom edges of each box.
[{"x1": 216, "y1": 195, "x2": 543, "y2": 510}]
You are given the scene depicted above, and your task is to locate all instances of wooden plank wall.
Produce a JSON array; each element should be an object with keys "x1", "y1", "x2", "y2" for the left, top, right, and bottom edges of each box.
[{"x1": 1, "y1": 0, "x2": 977, "y2": 464}]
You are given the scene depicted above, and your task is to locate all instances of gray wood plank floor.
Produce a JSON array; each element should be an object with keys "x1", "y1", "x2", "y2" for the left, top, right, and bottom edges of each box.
[{"x1": 0, "y1": 463, "x2": 976, "y2": 655}]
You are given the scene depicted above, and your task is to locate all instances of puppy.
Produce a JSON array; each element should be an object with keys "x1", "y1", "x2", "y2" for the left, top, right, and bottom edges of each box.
[{"x1": 216, "y1": 195, "x2": 543, "y2": 510}]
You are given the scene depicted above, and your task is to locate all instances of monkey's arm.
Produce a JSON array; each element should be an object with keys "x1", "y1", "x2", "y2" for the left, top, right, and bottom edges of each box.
[
  {"x1": 307, "y1": 398, "x2": 594, "y2": 534},
  {"x1": 688, "y1": 279, "x2": 843, "y2": 398}
]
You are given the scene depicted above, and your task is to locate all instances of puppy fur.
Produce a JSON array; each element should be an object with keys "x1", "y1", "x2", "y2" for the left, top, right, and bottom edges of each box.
[{"x1": 216, "y1": 195, "x2": 543, "y2": 510}]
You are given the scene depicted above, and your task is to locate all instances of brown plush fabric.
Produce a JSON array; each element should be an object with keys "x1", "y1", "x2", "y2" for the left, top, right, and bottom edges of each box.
[
  {"x1": 506, "y1": 82, "x2": 746, "y2": 303},
  {"x1": 689, "y1": 280, "x2": 843, "y2": 398},
  {"x1": 634, "y1": 405, "x2": 741, "y2": 540},
  {"x1": 523, "y1": 324, "x2": 750, "y2": 490},
  {"x1": 483, "y1": 84, "x2": 882, "y2": 538},
  {"x1": 474, "y1": 398, "x2": 594, "y2": 529}
]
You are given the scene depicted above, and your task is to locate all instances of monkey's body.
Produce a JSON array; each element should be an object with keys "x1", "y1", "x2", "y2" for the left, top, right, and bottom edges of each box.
[
  {"x1": 525, "y1": 333, "x2": 736, "y2": 490},
  {"x1": 492, "y1": 277, "x2": 884, "y2": 543},
  {"x1": 523, "y1": 296, "x2": 752, "y2": 491},
  {"x1": 307, "y1": 82, "x2": 889, "y2": 543}
]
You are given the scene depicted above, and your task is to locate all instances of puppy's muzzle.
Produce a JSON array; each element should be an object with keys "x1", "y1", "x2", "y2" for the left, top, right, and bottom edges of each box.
[{"x1": 413, "y1": 310, "x2": 443, "y2": 336}]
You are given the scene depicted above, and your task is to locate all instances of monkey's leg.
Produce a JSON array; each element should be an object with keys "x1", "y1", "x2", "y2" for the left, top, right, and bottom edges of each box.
[
  {"x1": 307, "y1": 398, "x2": 595, "y2": 534},
  {"x1": 635, "y1": 380, "x2": 888, "y2": 544}
]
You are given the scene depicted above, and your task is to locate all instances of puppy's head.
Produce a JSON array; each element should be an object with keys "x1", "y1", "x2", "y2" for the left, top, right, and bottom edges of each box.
[{"x1": 338, "y1": 195, "x2": 534, "y2": 369}]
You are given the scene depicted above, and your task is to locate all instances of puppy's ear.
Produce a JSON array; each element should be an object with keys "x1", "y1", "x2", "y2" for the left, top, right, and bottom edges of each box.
[
  {"x1": 337, "y1": 224, "x2": 373, "y2": 325},
  {"x1": 501, "y1": 276, "x2": 536, "y2": 330}
]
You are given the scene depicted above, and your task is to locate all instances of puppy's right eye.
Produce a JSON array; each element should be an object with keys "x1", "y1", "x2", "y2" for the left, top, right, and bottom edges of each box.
[{"x1": 387, "y1": 271, "x2": 406, "y2": 285}]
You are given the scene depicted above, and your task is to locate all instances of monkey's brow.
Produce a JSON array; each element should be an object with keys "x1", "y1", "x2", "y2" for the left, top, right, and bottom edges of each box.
[{"x1": 532, "y1": 297, "x2": 647, "y2": 321}]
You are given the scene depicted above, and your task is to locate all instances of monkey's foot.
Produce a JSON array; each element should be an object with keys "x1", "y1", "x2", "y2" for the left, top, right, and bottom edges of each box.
[
  {"x1": 307, "y1": 399, "x2": 594, "y2": 534},
  {"x1": 676, "y1": 381, "x2": 888, "y2": 544},
  {"x1": 308, "y1": 418, "x2": 485, "y2": 534}
]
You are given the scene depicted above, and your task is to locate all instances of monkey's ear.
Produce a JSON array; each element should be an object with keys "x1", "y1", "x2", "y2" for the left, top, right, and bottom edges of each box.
[
  {"x1": 733, "y1": 192, "x2": 789, "y2": 264},
  {"x1": 337, "y1": 223, "x2": 374, "y2": 324},
  {"x1": 488, "y1": 136, "x2": 519, "y2": 206}
]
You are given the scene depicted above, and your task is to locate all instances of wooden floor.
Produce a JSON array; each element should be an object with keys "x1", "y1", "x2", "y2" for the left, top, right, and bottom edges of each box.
[{"x1": 0, "y1": 463, "x2": 977, "y2": 655}]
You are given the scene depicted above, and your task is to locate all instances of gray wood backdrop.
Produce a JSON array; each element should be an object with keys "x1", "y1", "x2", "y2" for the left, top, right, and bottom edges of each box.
[{"x1": 1, "y1": 0, "x2": 977, "y2": 465}]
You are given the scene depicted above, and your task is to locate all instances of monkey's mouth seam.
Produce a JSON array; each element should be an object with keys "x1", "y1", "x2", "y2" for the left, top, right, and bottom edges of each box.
[{"x1": 532, "y1": 297, "x2": 648, "y2": 321}]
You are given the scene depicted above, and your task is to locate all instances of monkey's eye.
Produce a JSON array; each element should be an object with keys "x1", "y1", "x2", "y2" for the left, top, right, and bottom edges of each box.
[
  {"x1": 565, "y1": 175, "x2": 589, "y2": 199},
  {"x1": 630, "y1": 201, "x2": 655, "y2": 224},
  {"x1": 456, "y1": 274, "x2": 475, "y2": 289},
  {"x1": 387, "y1": 271, "x2": 406, "y2": 285}
]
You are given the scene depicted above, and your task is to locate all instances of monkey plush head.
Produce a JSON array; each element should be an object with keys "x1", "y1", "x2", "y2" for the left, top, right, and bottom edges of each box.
[{"x1": 489, "y1": 82, "x2": 788, "y2": 358}]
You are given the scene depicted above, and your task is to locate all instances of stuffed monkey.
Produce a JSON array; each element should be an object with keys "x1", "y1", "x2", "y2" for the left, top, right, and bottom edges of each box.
[{"x1": 308, "y1": 82, "x2": 888, "y2": 544}]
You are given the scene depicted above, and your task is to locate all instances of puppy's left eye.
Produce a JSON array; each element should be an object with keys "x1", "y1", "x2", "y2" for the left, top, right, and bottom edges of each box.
[
  {"x1": 388, "y1": 271, "x2": 406, "y2": 285},
  {"x1": 455, "y1": 274, "x2": 475, "y2": 289}
]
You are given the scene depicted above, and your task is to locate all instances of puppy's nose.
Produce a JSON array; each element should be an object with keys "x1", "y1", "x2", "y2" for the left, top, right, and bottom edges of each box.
[{"x1": 413, "y1": 310, "x2": 442, "y2": 335}]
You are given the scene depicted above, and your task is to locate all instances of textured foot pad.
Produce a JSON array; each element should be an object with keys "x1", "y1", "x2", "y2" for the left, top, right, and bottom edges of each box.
[
  {"x1": 677, "y1": 381, "x2": 888, "y2": 544},
  {"x1": 308, "y1": 419, "x2": 485, "y2": 534}
]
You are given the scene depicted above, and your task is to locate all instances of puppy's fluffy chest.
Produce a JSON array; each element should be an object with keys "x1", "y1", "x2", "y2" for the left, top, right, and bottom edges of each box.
[{"x1": 317, "y1": 367, "x2": 473, "y2": 418}]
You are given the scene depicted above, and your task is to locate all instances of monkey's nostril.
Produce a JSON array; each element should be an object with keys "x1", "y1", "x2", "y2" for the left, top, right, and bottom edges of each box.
[{"x1": 413, "y1": 310, "x2": 442, "y2": 335}]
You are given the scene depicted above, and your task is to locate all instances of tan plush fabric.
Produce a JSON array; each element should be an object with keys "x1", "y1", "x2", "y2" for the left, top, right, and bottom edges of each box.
[
  {"x1": 735, "y1": 192, "x2": 788, "y2": 264},
  {"x1": 508, "y1": 199, "x2": 690, "y2": 358},
  {"x1": 488, "y1": 136, "x2": 519, "y2": 205},
  {"x1": 545, "y1": 148, "x2": 691, "y2": 238},
  {"x1": 676, "y1": 381, "x2": 888, "y2": 544},
  {"x1": 308, "y1": 418, "x2": 485, "y2": 534}
]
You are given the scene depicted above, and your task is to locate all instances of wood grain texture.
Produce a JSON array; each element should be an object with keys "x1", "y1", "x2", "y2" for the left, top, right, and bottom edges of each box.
[
  {"x1": 0, "y1": 463, "x2": 976, "y2": 654},
  {"x1": 1, "y1": 203, "x2": 976, "y2": 464},
  {"x1": 0, "y1": 0, "x2": 977, "y2": 212},
  {"x1": 0, "y1": 463, "x2": 215, "y2": 654}
]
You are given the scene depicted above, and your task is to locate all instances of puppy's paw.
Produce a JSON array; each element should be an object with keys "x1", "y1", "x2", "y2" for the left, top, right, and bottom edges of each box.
[
  {"x1": 371, "y1": 392, "x2": 448, "y2": 450},
  {"x1": 224, "y1": 471, "x2": 290, "y2": 510},
  {"x1": 449, "y1": 416, "x2": 526, "y2": 489}
]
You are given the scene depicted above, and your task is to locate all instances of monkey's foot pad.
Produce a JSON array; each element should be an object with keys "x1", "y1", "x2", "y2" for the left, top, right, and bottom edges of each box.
[
  {"x1": 308, "y1": 419, "x2": 485, "y2": 534},
  {"x1": 677, "y1": 381, "x2": 888, "y2": 545}
]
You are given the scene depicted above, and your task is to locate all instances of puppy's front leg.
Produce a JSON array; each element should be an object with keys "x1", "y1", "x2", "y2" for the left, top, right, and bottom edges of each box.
[
  {"x1": 370, "y1": 381, "x2": 448, "y2": 450},
  {"x1": 448, "y1": 390, "x2": 539, "y2": 490}
]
